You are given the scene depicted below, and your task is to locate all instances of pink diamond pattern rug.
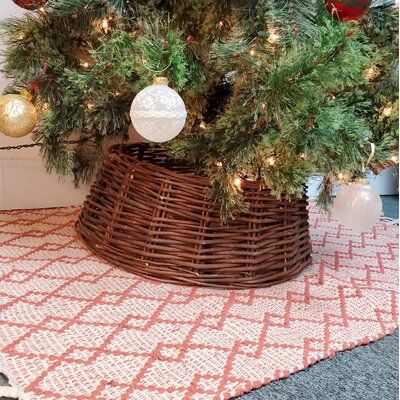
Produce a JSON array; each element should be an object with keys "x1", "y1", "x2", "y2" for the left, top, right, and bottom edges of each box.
[{"x1": 0, "y1": 204, "x2": 398, "y2": 400}]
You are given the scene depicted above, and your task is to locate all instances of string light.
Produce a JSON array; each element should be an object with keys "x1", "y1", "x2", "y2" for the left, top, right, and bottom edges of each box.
[
  {"x1": 364, "y1": 66, "x2": 379, "y2": 80},
  {"x1": 261, "y1": 103, "x2": 266, "y2": 109},
  {"x1": 299, "y1": 153, "x2": 306, "y2": 159},
  {"x1": 101, "y1": 18, "x2": 109, "y2": 32},
  {"x1": 82, "y1": 62, "x2": 89, "y2": 69},
  {"x1": 391, "y1": 155, "x2": 399, "y2": 163},
  {"x1": 233, "y1": 177, "x2": 242, "y2": 189},
  {"x1": 39, "y1": 6, "x2": 45, "y2": 13},
  {"x1": 249, "y1": 49, "x2": 256, "y2": 57},
  {"x1": 218, "y1": 21, "x2": 224, "y2": 28},
  {"x1": 199, "y1": 121, "x2": 206, "y2": 129},
  {"x1": 267, "y1": 157, "x2": 275, "y2": 166},
  {"x1": 381, "y1": 105, "x2": 393, "y2": 118},
  {"x1": 337, "y1": 172, "x2": 350, "y2": 183},
  {"x1": 215, "y1": 161, "x2": 223, "y2": 167},
  {"x1": 267, "y1": 28, "x2": 280, "y2": 44},
  {"x1": 40, "y1": 102, "x2": 50, "y2": 114}
]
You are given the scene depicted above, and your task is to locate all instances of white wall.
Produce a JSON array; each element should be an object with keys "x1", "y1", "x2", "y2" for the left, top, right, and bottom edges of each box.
[{"x1": 0, "y1": 1, "x2": 89, "y2": 210}]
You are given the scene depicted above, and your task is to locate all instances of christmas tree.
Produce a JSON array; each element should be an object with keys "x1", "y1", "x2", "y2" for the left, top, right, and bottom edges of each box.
[{"x1": 1, "y1": 0, "x2": 398, "y2": 219}]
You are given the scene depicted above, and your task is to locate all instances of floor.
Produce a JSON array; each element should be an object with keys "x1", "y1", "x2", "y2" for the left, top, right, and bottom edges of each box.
[{"x1": 1, "y1": 196, "x2": 398, "y2": 400}]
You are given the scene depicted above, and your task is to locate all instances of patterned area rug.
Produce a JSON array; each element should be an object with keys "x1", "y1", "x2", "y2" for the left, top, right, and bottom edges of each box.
[{"x1": 0, "y1": 204, "x2": 398, "y2": 400}]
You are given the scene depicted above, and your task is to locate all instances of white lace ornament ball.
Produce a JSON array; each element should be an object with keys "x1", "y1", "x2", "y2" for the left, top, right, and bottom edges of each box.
[
  {"x1": 333, "y1": 183, "x2": 382, "y2": 232},
  {"x1": 130, "y1": 77, "x2": 187, "y2": 143}
]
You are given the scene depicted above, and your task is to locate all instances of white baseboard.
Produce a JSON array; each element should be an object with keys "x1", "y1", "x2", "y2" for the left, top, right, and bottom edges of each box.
[
  {"x1": 307, "y1": 164, "x2": 399, "y2": 198},
  {"x1": 0, "y1": 159, "x2": 88, "y2": 210}
]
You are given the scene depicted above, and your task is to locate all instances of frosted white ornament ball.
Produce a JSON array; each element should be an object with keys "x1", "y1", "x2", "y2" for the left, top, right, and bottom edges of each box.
[
  {"x1": 130, "y1": 77, "x2": 187, "y2": 143},
  {"x1": 333, "y1": 183, "x2": 382, "y2": 232}
]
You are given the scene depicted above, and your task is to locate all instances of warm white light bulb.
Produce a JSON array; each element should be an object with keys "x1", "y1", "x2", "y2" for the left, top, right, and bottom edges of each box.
[
  {"x1": 267, "y1": 157, "x2": 275, "y2": 166},
  {"x1": 249, "y1": 49, "x2": 256, "y2": 57},
  {"x1": 234, "y1": 177, "x2": 242, "y2": 188},
  {"x1": 267, "y1": 29, "x2": 280, "y2": 44},
  {"x1": 199, "y1": 121, "x2": 206, "y2": 129},
  {"x1": 382, "y1": 105, "x2": 393, "y2": 117},
  {"x1": 364, "y1": 66, "x2": 379, "y2": 80},
  {"x1": 82, "y1": 62, "x2": 89, "y2": 69},
  {"x1": 101, "y1": 18, "x2": 109, "y2": 31}
]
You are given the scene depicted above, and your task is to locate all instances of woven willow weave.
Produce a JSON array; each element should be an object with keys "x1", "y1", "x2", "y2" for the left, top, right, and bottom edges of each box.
[{"x1": 76, "y1": 144, "x2": 312, "y2": 288}]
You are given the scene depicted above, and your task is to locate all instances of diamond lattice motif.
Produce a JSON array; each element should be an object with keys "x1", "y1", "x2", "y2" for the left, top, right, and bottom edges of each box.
[{"x1": 0, "y1": 204, "x2": 398, "y2": 400}]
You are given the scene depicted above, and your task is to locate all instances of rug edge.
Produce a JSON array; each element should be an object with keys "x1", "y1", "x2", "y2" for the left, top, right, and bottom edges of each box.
[
  {"x1": 1, "y1": 328, "x2": 398, "y2": 400},
  {"x1": 224, "y1": 326, "x2": 399, "y2": 400}
]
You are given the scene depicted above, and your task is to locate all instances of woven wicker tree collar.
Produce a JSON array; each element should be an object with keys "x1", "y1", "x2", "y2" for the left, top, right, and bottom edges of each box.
[{"x1": 76, "y1": 144, "x2": 312, "y2": 289}]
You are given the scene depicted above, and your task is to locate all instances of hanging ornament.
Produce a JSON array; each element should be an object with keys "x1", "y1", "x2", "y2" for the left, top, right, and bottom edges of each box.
[
  {"x1": 0, "y1": 92, "x2": 38, "y2": 138},
  {"x1": 31, "y1": 81, "x2": 40, "y2": 93},
  {"x1": 326, "y1": 0, "x2": 372, "y2": 21},
  {"x1": 130, "y1": 77, "x2": 187, "y2": 143},
  {"x1": 12, "y1": 0, "x2": 47, "y2": 10},
  {"x1": 333, "y1": 180, "x2": 382, "y2": 232}
]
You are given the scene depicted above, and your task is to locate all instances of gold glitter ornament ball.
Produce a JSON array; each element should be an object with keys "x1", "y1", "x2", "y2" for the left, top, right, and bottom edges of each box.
[{"x1": 0, "y1": 94, "x2": 38, "y2": 138}]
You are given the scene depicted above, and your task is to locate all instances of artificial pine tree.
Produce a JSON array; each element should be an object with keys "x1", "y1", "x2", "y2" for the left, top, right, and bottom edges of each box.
[{"x1": 1, "y1": 0, "x2": 398, "y2": 219}]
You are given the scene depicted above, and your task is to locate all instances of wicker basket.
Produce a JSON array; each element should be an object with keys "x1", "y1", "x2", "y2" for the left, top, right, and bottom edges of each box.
[{"x1": 76, "y1": 144, "x2": 312, "y2": 288}]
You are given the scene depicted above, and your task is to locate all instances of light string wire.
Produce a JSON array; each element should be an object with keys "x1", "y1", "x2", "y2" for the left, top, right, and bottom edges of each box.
[{"x1": 0, "y1": 139, "x2": 90, "y2": 152}]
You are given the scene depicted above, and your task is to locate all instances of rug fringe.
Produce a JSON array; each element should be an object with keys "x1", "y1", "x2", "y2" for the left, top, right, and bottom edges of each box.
[
  {"x1": 380, "y1": 216, "x2": 399, "y2": 225},
  {"x1": 0, "y1": 354, "x2": 31, "y2": 400},
  {"x1": 0, "y1": 385, "x2": 19, "y2": 398}
]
